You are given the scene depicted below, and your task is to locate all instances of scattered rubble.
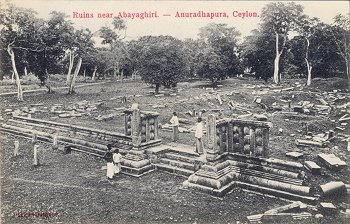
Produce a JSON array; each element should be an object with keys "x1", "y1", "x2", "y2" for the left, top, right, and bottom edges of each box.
[
  {"x1": 152, "y1": 104, "x2": 167, "y2": 109},
  {"x1": 318, "y1": 153, "x2": 347, "y2": 170},
  {"x1": 247, "y1": 201, "x2": 315, "y2": 223},
  {"x1": 320, "y1": 181, "x2": 347, "y2": 197},
  {"x1": 95, "y1": 112, "x2": 123, "y2": 121},
  {"x1": 286, "y1": 151, "x2": 303, "y2": 159},
  {"x1": 253, "y1": 114, "x2": 268, "y2": 121},
  {"x1": 296, "y1": 139, "x2": 325, "y2": 147},
  {"x1": 339, "y1": 114, "x2": 350, "y2": 122},
  {"x1": 319, "y1": 202, "x2": 337, "y2": 215},
  {"x1": 304, "y1": 161, "x2": 321, "y2": 175},
  {"x1": 178, "y1": 118, "x2": 191, "y2": 124}
]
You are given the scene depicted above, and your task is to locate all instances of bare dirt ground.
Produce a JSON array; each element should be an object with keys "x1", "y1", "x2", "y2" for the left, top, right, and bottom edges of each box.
[{"x1": 0, "y1": 76, "x2": 349, "y2": 223}]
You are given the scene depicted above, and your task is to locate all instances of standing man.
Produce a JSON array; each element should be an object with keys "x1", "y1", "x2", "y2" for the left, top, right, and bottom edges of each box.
[
  {"x1": 103, "y1": 144, "x2": 114, "y2": 180},
  {"x1": 113, "y1": 148, "x2": 122, "y2": 175},
  {"x1": 170, "y1": 112, "x2": 179, "y2": 142},
  {"x1": 195, "y1": 117, "x2": 204, "y2": 154}
]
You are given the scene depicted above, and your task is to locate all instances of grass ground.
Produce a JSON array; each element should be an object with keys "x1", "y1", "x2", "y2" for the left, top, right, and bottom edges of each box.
[{"x1": 0, "y1": 76, "x2": 350, "y2": 223}]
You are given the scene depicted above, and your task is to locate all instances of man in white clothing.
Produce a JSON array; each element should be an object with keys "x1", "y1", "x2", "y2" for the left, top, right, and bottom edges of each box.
[
  {"x1": 170, "y1": 112, "x2": 179, "y2": 142},
  {"x1": 195, "y1": 117, "x2": 204, "y2": 154},
  {"x1": 113, "y1": 148, "x2": 122, "y2": 175}
]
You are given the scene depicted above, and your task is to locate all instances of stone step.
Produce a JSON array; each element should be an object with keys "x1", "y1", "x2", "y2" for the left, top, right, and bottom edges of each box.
[
  {"x1": 155, "y1": 163, "x2": 194, "y2": 177},
  {"x1": 167, "y1": 148, "x2": 199, "y2": 157},
  {"x1": 164, "y1": 152, "x2": 199, "y2": 163},
  {"x1": 159, "y1": 158, "x2": 195, "y2": 171},
  {"x1": 240, "y1": 168, "x2": 304, "y2": 186},
  {"x1": 165, "y1": 143, "x2": 198, "y2": 156}
]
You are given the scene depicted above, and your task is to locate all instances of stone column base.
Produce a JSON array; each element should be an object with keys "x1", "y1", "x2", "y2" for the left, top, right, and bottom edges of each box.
[
  {"x1": 183, "y1": 160, "x2": 238, "y2": 196},
  {"x1": 183, "y1": 157, "x2": 317, "y2": 203},
  {"x1": 121, "y1": 150, "x2": 154, "y2": 177}
]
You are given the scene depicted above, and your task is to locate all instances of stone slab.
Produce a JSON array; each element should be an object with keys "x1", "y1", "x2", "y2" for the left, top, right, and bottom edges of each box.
[
  {"x1": 304, "y1": 161, "x2": 321, "y2": 175},
  {"x1": 318, "y1": 153, "x2": 347, "y2": 170},
  {"x1": 286, "y1": 152, "x2": 303, "y2": 159}
]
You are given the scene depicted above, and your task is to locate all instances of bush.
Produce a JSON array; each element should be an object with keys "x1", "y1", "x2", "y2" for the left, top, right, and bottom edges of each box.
[
  {"x1": 48, "y1": 74, "x2": 66, "y2": 82},
  {"x1": 48, "y1": 74, "x2": 87, "y2": 83},
  {"x1": 21, "y1": 74, "x2": 40, "y2": 85}
]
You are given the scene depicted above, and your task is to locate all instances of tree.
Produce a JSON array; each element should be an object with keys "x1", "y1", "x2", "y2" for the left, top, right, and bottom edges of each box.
[
  {"x1": 198, "y1": 23, "x2": 242, "y2": 79},
  {"x1": 260, "y1": 2, "x2": 304, "y2": 84},
  {"x1": 99, "y1": 17, "x2": 127, "y2": 80},
  {"x1": 330, "y1": 13, "x2": 350, "y2": 88},
  {"x1": 296, "y1": 16, "x2": 323, "y2": 85},
  {"x1": 44, "y1": 11, "x2": 76, "y2": 79},
  {"x1": 196, "y1": 45, "x2": 225, "y2": 86},
  {"x1": 290, "y1": 23, "x2": 346, "y2": 81},
  {"x1": 182, "y1": 38, "x2": 201, "y2": 80},
  {"x1": 241, "y1": 29, "x2": 275, "y2": 82},
  {"x1": 133, "y1": 35, "x2": 186, "y2": 94},
  {"x1": 0, "y1": 3, "x2": 45, "y2": 101},
  {"x1": 67, "y1": 28, "x2": 95, "y2": 94}
]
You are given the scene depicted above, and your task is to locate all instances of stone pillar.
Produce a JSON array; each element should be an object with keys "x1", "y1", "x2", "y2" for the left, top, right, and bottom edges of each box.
[
  {"x1": 14, "y1": 140, "x2": 19, "y2": 156},
  {"x1": 249, "y1": 127, "x2": 256, "y2": 156},
  {"x1": 124, "y1": 111, "x2": 132, "y2": 136},
  {"x1": 287, "y1": 100, "x2": 291, "y2": 111},
  {"x1": 52, "y1": 132, "x2": 58, "y2": 150},
  {"x1": 122, "y1": 104, "x2": 155, "y2": 177},
  {"x1": 131, "y1": 105, "x2": 142, "y2": 150},
  {"x1": 153, "y1": 116, "x2": 159, "y2": 140},
  {"x1": 262, "y1": 128, "x2": 270, "y2": 157},
  {"x1": 227, "y1": 122, "x2": 234, "y2": 153},
  {"x1": 32, "y1": 132, "x2": 37, "y2": 145},
  {"x1": 206, "y1": 114, "x2": 219, "y2": 161},
  {"x1": 238, "y1": 126, "x2": 245, "y2": 154},
  {"x1": 33, "y1": 144, "x2": 39, "y2": 166},
  {"x1": 145, "y1": 118, "x2": 150, "y2": 142}
]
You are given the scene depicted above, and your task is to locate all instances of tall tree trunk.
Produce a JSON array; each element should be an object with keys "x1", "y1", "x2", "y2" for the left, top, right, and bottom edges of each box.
[
  {"x1": 7, "y1": 46, "x2": 23, "y2": 101},
  {"x1": 211, "y1": 77, "x2": 218, "y2": 87},
  {"x1": 68, "y1": 58, "x2": 82, "y2": 94},
  {"x1": 155, "y1": 83, "x2": 160, "y2": 94},
  {"x1": 66, "y1": 52, "x2": 75, "y2": 85},
  {"x1": 120, "y1": 69, "x2": 124, "y2": 82},
  {"x1": 92, "y1": 66, "x2": 97, "y2": 81},
  {"x1": 113, "y1": 65, "x2": 117, "y2": 80},
  {"x1": 304, "y1": 38, "x2": 313, "y2": 86},
  {"x1": 306, "y1": 64, "x2": 313, "y2": 86},
  {"x1": 83, "y1": 69, "x2": 86, "y2": 78},
  {"x1": 273, "y1": 32, "x2": 280, "y2": 84},
  {"x1": 345, "y1": 57, "x2": 350, "y2": 90},
  {"x1": 24, "y1": 66, "x2": 28, "y2": 76},
  {"x1": 11, "y1": 71, "x2": 14, "y2": 83},
  {"x1": 116, "y1": 62, "x2": 121, "y2": 80}
]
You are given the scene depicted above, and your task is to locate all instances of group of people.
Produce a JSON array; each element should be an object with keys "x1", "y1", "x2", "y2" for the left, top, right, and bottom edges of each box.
[
  {"x1": 103, "y1": 144, "x2": 122, "y2": 180},
  {"x1": 170, "y1": 112, "x2": 204, "y2": 154}
]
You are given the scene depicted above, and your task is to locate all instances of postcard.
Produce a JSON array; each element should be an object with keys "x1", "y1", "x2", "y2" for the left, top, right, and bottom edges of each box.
[{"x1": 0, "y1": 0, "x2": 349, "y2": 223}]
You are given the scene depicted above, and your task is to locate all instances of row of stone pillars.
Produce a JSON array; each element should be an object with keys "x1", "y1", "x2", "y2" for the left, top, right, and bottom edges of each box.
[
  {"x1": 122, "y1": 104, "x2": 162, "y2": 176},
  {"x1": 206, "y1": 114, "x2": 273, "y2": 161},
  {"x1": 13, "y1": 140, "x2": 40, "y2": 166}
]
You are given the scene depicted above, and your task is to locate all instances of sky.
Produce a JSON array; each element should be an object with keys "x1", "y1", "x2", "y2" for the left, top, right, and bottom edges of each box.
[{"x1": 8, "y1": 0, "x2": 350, "y2": 42}]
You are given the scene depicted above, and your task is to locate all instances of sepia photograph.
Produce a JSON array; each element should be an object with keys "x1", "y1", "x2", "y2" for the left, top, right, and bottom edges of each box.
[{"x1": 0, "y1": 0, "x2": 349, "y2": 223}]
